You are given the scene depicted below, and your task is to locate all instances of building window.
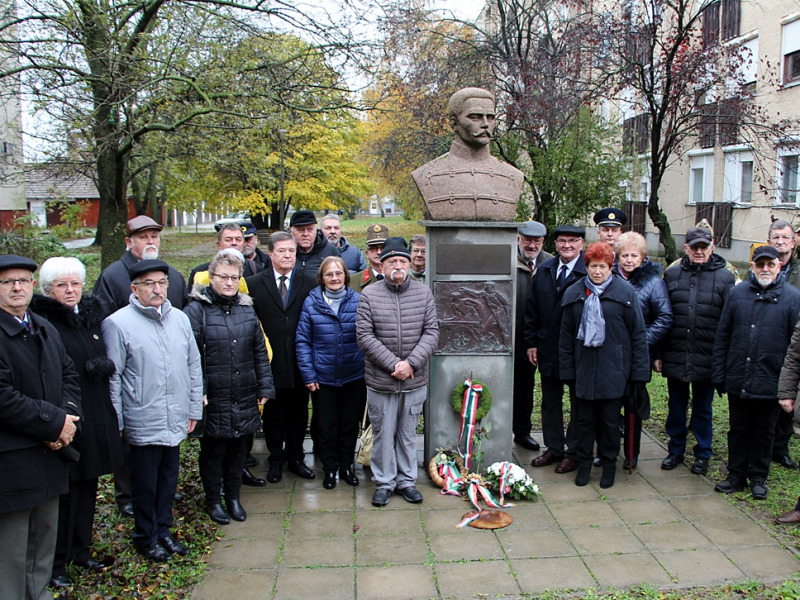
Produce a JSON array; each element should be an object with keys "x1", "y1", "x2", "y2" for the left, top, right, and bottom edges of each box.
[
  {"x1": 720, "y1": 0, "x2": 740, "y2": 41},
  {"x1": 778, "y1": 153, "x2": 799, "y2": 205},
  {"x1": 783, "y1": 20, "x2": 800, "y2": 85},
  {"x1": 723, "y1": 150, "x2": 753, "y2": 204},
  {"x1": 691, "y1": 167, "x2": 705, "y2": 204},
  {"x1": 702, "y1": 0, "x2": 739, "y2": 47},
  {"x1": 689, "y1": 153, "x2": 714, "y2": 205},
  {"x1": 623, "y1": 113, "x2": 650, "y2": 155},
  {"x1": 702, "y1": 1, "x2": 720, "y2": 48}
]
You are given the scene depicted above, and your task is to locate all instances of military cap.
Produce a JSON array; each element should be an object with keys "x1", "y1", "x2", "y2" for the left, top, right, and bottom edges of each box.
[
  {"x1": 366, "y1": 223, "x2": 389, "y2": 247},
  {"x1": 593, "y1": 208, "x2": 627, "y2": 227}
]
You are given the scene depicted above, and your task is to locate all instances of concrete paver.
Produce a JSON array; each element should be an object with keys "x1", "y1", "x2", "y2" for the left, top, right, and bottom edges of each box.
[{"x1": 191, "y1": 433, "x2": 799, "y2": 599}]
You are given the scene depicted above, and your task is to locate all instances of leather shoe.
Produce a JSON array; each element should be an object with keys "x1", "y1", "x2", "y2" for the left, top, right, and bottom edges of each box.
[
  {"x1": 207, "y1": 503, "x2": 230, "y2": 525},
  {"x1": 288, "y1": 460, "x2": 316, "y2": 479},
  {"x1": 396, "y1": 486, "x2": 423, "y2": 503},
  {"x1": 530, "y1": 449, "x2": 561, "y2": 468},
  {"x1": 158, "y1": 534, "x2": 189, "y2": 556},
  {"x1": 267, "y1": 462, "x2": 283, "y2": 483},
  {"x1": 339, "y1": 467, "x2": 359, "y2": 486},
  {"x1": 72, "y1": 556, "x2": 112, "y2": 571},
  {"x1": 776, "y1": 509, "x2": 800, "y2": 524},
  {"x1": 661, "y1": 453, "x2": 684, "y2": 470},
  {"x1": 242, "y1": 468, "x2": 266, "y2": 487},
  {"x1": 513, "y1": 435, "x2": 540, "y2": 451},
  {"x1": 117, "y1": 501, "x2": 134, "y2": 517},
  {"x1": 226, "y1": 498, "x2": 247, "y2": 521},
  {"x1": 135, "y1": 541, "x2": 171, "y2": 562},
  {"x1": 774, "y1": 455, "x2": 799, "y2": 469},
  {"x1": 555, "y1": 456, "x2": 579, "y2": 474},
  {"x1": 246, "y1": 454, "x2": 257, "y2": 467},
  {"x1": 50, "y1": 575, "x2": 73, "y2": 589},
  {"x1": 323, "y1": 471, "x2": 337, "y2": 489},
  {"x1": 714, "y1": 478, "x2": 745, "y2": 494},
  {"x1": 750, "y1": 480, "x2": 768, "y2": 500},
  {"x1": 372, "y1": 488, "x2": 391, "y2": 507},
  {"x1": 690, "y1": 457, "x2": 709, "y2": 475}
]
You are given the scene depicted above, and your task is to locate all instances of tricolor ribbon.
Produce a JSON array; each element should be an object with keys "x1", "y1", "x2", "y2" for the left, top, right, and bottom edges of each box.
[
  {"x1": 456, "y1": 379, "x2": 482, "y2": 471},
  {"x1": 453, "y1": 474, "x2": 512, "y2": 528}
]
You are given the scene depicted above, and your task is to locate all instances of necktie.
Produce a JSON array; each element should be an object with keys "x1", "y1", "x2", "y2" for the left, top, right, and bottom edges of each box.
[
  {"x1": 279, "y1": 275, "x2": 288, "y2": 306},
  {"x1": 528, "y1": 260, "x2": 535, "y2": 272},
  {"x1": 556, "y1": 264, "x2": 568, "y2": 288}
]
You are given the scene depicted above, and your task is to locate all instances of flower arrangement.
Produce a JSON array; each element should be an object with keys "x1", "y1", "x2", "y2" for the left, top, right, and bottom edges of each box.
[{"x1": 484, "y1": 461, "x2": 541, "y2": 502}]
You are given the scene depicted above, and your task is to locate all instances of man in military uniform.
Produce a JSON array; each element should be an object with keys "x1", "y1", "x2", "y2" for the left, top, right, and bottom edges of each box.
[
  {"x1": 593, "y1": 208, "x2": 628, "y2": 246},
  {"x1": 352, "y1": 224, "x2": 389, "y2": 293}
]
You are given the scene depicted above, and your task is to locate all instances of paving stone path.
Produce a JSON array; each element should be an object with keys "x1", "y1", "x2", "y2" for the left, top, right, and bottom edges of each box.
[{"x1": 191, "y1": 432, "x2": 799, "y2": 600}]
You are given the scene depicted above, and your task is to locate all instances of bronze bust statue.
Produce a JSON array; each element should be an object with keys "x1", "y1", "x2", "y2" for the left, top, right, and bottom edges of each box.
[{"x1": 412, "y1": 87, "x2": 523, "y2": 221}]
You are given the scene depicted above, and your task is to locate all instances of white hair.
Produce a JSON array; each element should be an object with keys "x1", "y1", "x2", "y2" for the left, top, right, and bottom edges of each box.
[{"x1": 39, "y1": 257, "x2": 86, "y2": 293}]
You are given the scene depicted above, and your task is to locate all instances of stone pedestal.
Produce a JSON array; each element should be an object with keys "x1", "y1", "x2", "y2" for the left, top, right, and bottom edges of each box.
[{"x1": 422, "y1": 221, "x2": 517, "y2": 471}]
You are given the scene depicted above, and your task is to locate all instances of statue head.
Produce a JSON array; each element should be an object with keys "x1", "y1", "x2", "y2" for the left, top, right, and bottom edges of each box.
[{"x1": 447, "y1": 87, "x2": 496, "y2": 148}]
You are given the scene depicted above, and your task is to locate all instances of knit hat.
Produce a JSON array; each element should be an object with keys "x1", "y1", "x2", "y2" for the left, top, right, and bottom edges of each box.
[{"x1": 379, "y1": 237, "x2": 411, "y2": 262}]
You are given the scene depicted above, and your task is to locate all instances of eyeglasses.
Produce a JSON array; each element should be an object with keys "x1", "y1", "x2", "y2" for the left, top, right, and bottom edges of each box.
[
  {"x1": 211, "y1": 274, "x2": 241, "y2": 282},
  {"x1": 133, "y1": 278, "x2": 169, "y2": 290},
  {"x1": 556, "y1": 238, "x2": 582, "y2": 245},
  {"x1": 0, "y1": 277, "x2": 34, "y2": 288},
  {"x1": 411, "y1": 248, "x2": 426, "y2": 255},
  {"x1": 52, "y1": 280, "x2": 83, "y2": 291},
  {"x1": 323, "y1": 270, "x2": 345, "y2": 278}
]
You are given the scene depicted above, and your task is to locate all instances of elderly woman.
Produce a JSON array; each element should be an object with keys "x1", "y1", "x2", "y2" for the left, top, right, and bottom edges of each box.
[
  {"x1": 560, "y1": 242, "x2": 650, "y2": 489},
  {"x1": 184, "y1": 250, "x2": 275, "y2": 524},
  {"x1": 613, "y1": 232, "x2": 673, "y2": 470},
  {"x1": 296, "y1": 256, "x2": 365, "y2": 489},
  {"x1": 30, "y1": 257, "x2": 122, "y2": 588}
]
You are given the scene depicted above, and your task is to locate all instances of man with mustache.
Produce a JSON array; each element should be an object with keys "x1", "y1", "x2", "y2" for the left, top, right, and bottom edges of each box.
[
  {"x1": 92, "y1": 215, "x2": 188, "y2": 518},
  {"x1": 711, "y1": 246, "x2": 800, "y2": 500},
  {"x1": 356, "y1": 237, "x2": 439, "y2": 507},
  {"x1": 101, "y1": 260, "x2": 203, "y2": 561}
]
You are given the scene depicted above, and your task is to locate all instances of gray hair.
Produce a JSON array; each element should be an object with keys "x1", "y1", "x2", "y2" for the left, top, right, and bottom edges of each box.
[
  {"x1": 768, "y1": 219, "x2": 793, "y2": 238},
  {"x1": 319, "y1": 214, "x2": 341, "y2": 226},
  {"x1": 39, "y1": 257, "x2": 86, "y2": 293},
  {"x1": 268, "y1": 231, "x2": 296, "y2": 251},
  {"x1": 409, "y1": 234, "x2": 425, "y2": 249},
  {"x1": 209, "y1": 250, "x2": 244, "y2": 276},
  {"x1": 217, "y1": 222, "x2": 244, "y2": 242}
]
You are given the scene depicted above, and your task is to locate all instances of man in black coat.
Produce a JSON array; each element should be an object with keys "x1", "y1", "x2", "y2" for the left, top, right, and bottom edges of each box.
[
  {"x1": 91, "y1": 215, "x2": 187, "y2": 517},
  {"x1": 289, "y1": 210, "x2": 339, "y2": 285},
  {"x1": 0, "y1": 255, "x2": 81, "y2": 600},
  {"x1": 188, "y1": 223, "x2": 257, "y2": 288},
  {"x1": 523, "y1": 224, "x2": 586, "y2": 474},
  {"x1": 241, "y1": 222, "x2": 271, "y2": 273},
  {"x1": 246, "y1": 232, "x2": 316, "y2": 483}
]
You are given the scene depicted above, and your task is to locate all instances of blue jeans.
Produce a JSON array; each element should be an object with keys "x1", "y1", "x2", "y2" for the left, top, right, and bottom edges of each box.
[{"x1": 665, "y1": 378, "x2": 714, "y2": 459}]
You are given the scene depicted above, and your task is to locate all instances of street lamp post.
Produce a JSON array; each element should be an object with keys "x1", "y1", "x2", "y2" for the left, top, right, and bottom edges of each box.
[{"x1": 278, "y1": 128, "x2": 287, "y2": 230}]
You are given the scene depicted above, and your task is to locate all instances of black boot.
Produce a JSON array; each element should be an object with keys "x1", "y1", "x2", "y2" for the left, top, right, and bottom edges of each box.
[
  {"x1": 575, "y1": 465, "x2": 591, "y2": 487},
  {"x1": 600, "y1": 464, "x2": 616, "y2": 489},
  {"x1": 207, "y1": 503, "x2": 230, "y2": 525}
]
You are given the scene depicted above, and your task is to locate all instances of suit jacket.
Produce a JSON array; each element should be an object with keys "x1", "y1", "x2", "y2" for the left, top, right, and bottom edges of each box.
[{"x1": 245, "y1": 267, "x2": 314, "y2": 389}]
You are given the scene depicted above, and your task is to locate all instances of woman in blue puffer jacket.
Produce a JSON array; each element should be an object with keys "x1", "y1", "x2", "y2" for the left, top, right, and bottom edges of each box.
[
  {"x1": 614, "y1": 232, "x2": 673, "y2": 471},
  {"x1": 296, "y1": 256, "x2": 365, "y2": 489}
]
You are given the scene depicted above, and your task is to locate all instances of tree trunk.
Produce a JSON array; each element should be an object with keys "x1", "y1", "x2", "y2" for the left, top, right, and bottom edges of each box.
[
  {"x1": 647, "y1": 187, "x2": 677, "y2": 263},
  {"x1": 96, "y1": 146, "x2": 130, "y2": 268}
]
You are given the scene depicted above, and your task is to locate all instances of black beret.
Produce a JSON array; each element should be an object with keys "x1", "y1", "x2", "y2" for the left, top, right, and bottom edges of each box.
[
  {"x1": 553, "y1": 224, "x2": 586, "y2": 238},
  {"x1": 128, "y1": 259, "x2": 170, "y2": 281},
  {"x1": 0, "y1": 254, "x2": 37, "y2": 272}
]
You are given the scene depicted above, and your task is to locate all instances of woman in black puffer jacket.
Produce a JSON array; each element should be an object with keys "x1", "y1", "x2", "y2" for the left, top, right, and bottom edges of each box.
[
  {"x1": 184, "y1": 251, "x2": 275, "y2": 525},
  {"x1": 613, "y1": 232, "x2": 673, "y2": 471}
]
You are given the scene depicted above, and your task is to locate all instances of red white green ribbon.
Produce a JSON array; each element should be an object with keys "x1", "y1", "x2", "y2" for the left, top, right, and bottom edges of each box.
[
  {"x1": 454, "y1": 474, "x2": 512, "y2": 528},
  {"x1": 456, "y1": 379, "x2": 482, "y2": 471}
]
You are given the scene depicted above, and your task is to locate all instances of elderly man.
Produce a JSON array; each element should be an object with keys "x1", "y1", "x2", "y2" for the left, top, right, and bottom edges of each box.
[
  {"x1": 409, "y1": 234, "x2": 427, "y2": 283},
  {"x1": 321, "y1": 214, "x2": 366, "y2": 273},
  {"x1": 241, "y1": 222, "x2": 270, "y2": 273},
  {"x1": 246, "y1": 232, "x2": 316, "y2": 483},
  {"x1": 514, "y1": 221, "x2": 553, "y2": 451},
  {"x1": 289, "y1": 210, "x2": 338, "y2": 284},
  {"x1": 93, "y1": 215, "x2": 187, "y2": 312},
  {"x1": 766, "y1": 220, "x2": 800, "y2": 470},
  {"x1": 594, "y1": 208, "x2": 628, "y2": 246},
  {"x1": 188, "y1": 223, "x2": 258, "y2": 287},
  {"x1": 523, "y1": 225, "x2": 585, "y2": 473},
  {"x1": 102, "y1": 260, "x2": 203, "y2": 562},
  {"x1": 352, "y1": 224, "x2": 389, "y2": 292},
  {"x1": 357, "y1": 237, "x2": 439, "y2": 507},
  {"x1": 656, "y1": 227, "x2": 735, "y2": 475},
  {"x1": 711, "y1": 246, "x2": 800, "y2": 499},
  {"x1": 0, "y1": 255, "x2": 81, "y2": 600}
]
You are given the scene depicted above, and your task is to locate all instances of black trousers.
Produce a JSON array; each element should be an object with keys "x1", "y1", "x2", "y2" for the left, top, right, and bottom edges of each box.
[
  {"x1": 574, "y1": 396, "x2": 622, "y2": 467},
  {"x1": 772, "y1": 407, "x2": 795, "y2": 460},
  {"x1": 113, "y1": 433, "x2": 132, "y2": 504},
  {"x1": 128, "y1": 444, "x2": 179, "y2": 546},
  {"x1": 512, "y1": 349, "x2": 536, "y2": 439},
  {"x1": 262, "y1": 386, "x2": 309, "y2": 465},
  {"x1": 540, "y1": 375, "x2": 577, "y2": 457},
  {"x1": 52, "y1": 477, "x2": 99, "y2": 578},
  {"x1": 727, "y1": 394, "x2": 780, "y2": 484},
  {"x1": 199, "y1": 436, "x2": 247, "y2": 504},
  {"x1": 316, "y1": 380, "x2": 364, "y2": 473}
]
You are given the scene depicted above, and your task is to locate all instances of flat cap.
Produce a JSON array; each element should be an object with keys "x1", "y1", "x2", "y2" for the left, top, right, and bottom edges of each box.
[
  {"x1": 518, "y1": 221, "x2": 547, "y2": 237},
  {"x1": 0, "y1": 254, "x2": 37, "y2": 272},
  {"x1": 366, "y1": 223, "x2": 389, "y2": 246},
  {"x1": 685, "y1": 227, "x2": 713, "y2": 247},
  {"x1": 379, "y1": 236, "x2": 411, "y2": 262},
  {"x1": 553, "y1": 224, "x2": 586, "y2": 238},
  {"x1": 128, "y1": 259, "x2": 170, "y2": 281},
  {"x1": 289, "y1": 210, "x2": 317, "y2": 227},
  {"x1": 752, "y1": 245, "x2": 780, "y2": 262},
  {"x1": 126, "y1": 215, "x2": 163, "y2": 236},
  {"x1": 593, "y1": 208, "x2": 627, "y2": 227}
]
